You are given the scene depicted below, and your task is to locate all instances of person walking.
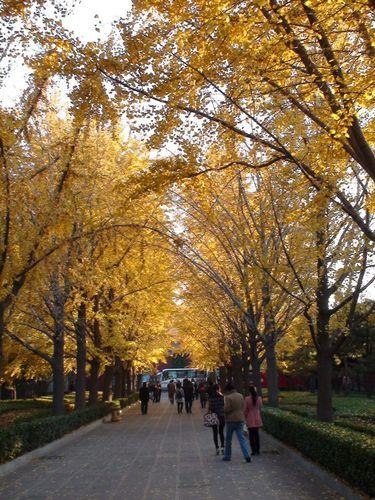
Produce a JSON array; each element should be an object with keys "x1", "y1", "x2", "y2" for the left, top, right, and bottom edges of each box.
[
  {"x1": 157, "y1": 382, "x2": 162, "y2": 403},
  {"x1": 223, "y1": 383, "x2": 251, "y2": 463},
  {"x1": 244, "y1": 385, "x2": 262, "y2": 455},
  {"x1": 198, "y1": 382, "x2": 207, "y2": 408},
  {"x1": 208, "y1": 383, "x2": 225, "y2": 455},
  {"x1": 149, "y1": 381, "x2": 155, "y2": 397},
  {"x1": 152, "y1": 384, "x2": 159, "y2": 403},
  {"x1": 168, "y1": 380, "x2": 176, "y2": 404},
  {"x1": 175, "y1": 381, "x2": 184, "y2": 414},
  {"x1": 139, "y1": 382, "x2": 150, "y2": 415},
  {"x1": 183, "y1": 378, "x2": 194, "y2": 413},
  {"x1": 192, "y1": 379, "x2": 199, "y2": 400}
]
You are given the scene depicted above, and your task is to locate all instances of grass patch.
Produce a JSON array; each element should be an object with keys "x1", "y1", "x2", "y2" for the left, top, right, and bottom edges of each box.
[{"x1": 276, "y1": 392, "x2": 375, "y2": 437}]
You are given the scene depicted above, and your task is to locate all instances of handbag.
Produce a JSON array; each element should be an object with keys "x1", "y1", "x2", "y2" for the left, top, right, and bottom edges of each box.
[
  {"x1": 243, "y1": 423, "x2": 249, "y2": 437},
  {"x1": 203, "y1": 412, "x2": 219, "y2": 427}
]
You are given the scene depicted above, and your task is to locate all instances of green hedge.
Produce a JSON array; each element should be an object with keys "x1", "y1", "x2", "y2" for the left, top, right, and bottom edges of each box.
[
  {"x1": 334, "y1": 418, "x2": 375, "y2": 438},
  {"x1": 114, "y1": 392, "x2": 139, "y2": 409},
  {"x1": 262, "y1": 408, "x2": 375, "y2": 497},
  {"x1": 0, "y1": 404, "x2": 111, "y2": 464},
  {"x1": 0, "y1": 399, "x2": 52, "y2": 415},
  {"x1": 280, "y1": 405, "x2": 375, "y2": 437}
]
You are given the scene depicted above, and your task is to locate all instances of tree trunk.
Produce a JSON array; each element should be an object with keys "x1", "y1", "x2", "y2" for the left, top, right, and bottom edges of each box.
[
  {"x1": 75, "y1": 302, "x2": 86, "y2": 410},
  {"x1": 52, "y1": 335, "x2": 65, "y2": 416},
  {"x1": 251, "y1": 358, "x2": 262, "y2": 397},
  {"x1": 231, "y1": 353, "x2": 244, "y2": 394},
  {"x1": 102, "y1": 364, "x2": 114, "y2": 401},
  {"x1": 88, "y1": 357, "x2": 100, "y2": 406},
  {"x1": 242, "y1": 342, "x2": 250, "y2": 393},
  {"x1": 0, "y1": 302, "x2": 6, "y2": 388},
  {"x1": 265, "y1": 342, "x2": 279, "y2": 407},
  {"x1": 226, "y1": 363, "x2": 233, "y2": 387},
  {"x1": 249, "y1": 335, "x2": 262, "y2": 396},
  {"x1": 113, "y1": 357, "x2": 123, "y2": 399},
  {"x1": 88, "y1": 295, "x2": 101, "y2": 406},
  {"x1": 131, "y1": 365, "x2": 136, "y2": 393},
  {"x1": 315, "y1": 217, "x2": 334, "y2": 422},
  {"x1": 219, "y1": 365, "x2": 228, "y2": 390},
  {"x1": 317, "y1": 349, "x2": 333, "y2": 421},
  {"x1": 121, "y1": 365, "x2": 127, "y2": 397},
  {"x1": 126, "y1": 363, "x2": 132, "y2": 395}
]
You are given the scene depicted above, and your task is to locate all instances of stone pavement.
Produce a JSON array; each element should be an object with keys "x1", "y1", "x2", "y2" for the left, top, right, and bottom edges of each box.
[{"x1": 0, "y1": 395, "x2": 343, "y2": 500}]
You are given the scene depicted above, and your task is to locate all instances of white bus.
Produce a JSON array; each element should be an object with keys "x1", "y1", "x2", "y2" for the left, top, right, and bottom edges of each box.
[{"x1": 160, "y1": 368, "x2": 206, "y2": 390}]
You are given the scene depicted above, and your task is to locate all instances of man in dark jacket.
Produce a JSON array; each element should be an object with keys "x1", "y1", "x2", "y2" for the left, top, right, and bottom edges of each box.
[
  {"x1": 139, "y1": 382, "x2": 150, "y2": 415},
  {"x1": 183, "y1": 378, "x2": 194, "y2": 413}
]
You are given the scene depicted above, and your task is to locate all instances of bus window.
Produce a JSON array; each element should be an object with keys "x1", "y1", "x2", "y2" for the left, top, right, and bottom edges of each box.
[{"x1": 163, "y1": 370, "x2": 178, "y2": 380}]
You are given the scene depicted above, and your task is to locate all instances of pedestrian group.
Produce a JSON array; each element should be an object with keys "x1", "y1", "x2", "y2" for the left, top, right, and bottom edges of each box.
[{"x1": 139, "y1": 377, "x2": 262, "y2": 462}]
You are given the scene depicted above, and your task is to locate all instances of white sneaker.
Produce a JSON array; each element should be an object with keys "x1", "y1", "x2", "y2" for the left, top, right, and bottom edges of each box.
[
  {"x1": 216, "y1": 448, "x2": 220, "y2": 455},
  {"x1": 220, "y1": 447, "x2": 224, "y2": 455}
]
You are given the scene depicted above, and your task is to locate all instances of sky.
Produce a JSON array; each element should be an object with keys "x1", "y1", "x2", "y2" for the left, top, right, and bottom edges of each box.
[
  {"x1": 63, "y1": 0, "x2": 131, "y2": 42},
  {"x1": 1, "y1": 0, "x2": 131, "y2": 107}
]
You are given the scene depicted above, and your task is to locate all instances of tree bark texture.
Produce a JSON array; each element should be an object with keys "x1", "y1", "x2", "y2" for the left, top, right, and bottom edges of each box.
[
  {"x1": 265, "y1": 342, "x2": 279, "y2": 407},
  {"x1": 0, "y1": 305, "x2": 4, "y2": 385},
  {"x1": 317, "y1": 349, "x2": 333, "y2": 421},
  {"x1": 102, "y1": 364, "x2": 114, "y2": 401},
  {"x1": 88, "y1": 357, "x2": 100, "y2": 406},
  {"x1": 75, "y1": 302, "x2": 86, "y2": 410},
  {"x1": 52, "y1": 334, "x2": 65, "y2": 416},
  {"x1": 219, "y1": 365, "x2": 228, "y2": 391},
  {"x1": 88, "y1": 295, "x2": 101, "y2": 406},
  {"x1": 125, "y1": 362, "x2": 132, "y2": 396},
  {"x1": 231, "y1": 353, "x2": 244, "y2": 394},
  {"x1": 315, "y1": 220, "x2": 333, "y2": 422},
  {"x1": 113, "y1": 357, "x2": 124, "y2": 399}
]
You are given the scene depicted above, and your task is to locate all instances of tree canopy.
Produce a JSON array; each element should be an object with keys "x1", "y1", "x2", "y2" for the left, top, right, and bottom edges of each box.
[{"x1": 0, "y1": 0, "x2": 373, "y2": 421}]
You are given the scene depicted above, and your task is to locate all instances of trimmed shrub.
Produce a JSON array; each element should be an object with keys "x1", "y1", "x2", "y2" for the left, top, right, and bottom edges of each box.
[
  {"x1": 115, "y1": 393, "x2": 139, "y2": 409},
  {"x1": 127, "y1": 393, "x2": 139, "y2": 405},
  {"x1": 279, "y1": 405, "x2": 375, "y2": 437},
  {"x1": 0, "y1": 403, "x2": 111, "y2": 464},
  {"x1": 334, "y1": 419, "x2": 375, "y2": 438},
  {"x1": 0, "y1": 399, "x2": 52, "y2": 416},
  {"x1": 262, "y1": 408, "x2": 375, "y2": 497}
]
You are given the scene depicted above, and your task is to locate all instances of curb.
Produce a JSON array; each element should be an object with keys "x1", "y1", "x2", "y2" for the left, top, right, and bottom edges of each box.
[
  {"x1": 0, "y1": 417, "x2": 105, "y2": 479},
  {"x1": 261, "y1": 430, "x2": 366, "y2": 500}
]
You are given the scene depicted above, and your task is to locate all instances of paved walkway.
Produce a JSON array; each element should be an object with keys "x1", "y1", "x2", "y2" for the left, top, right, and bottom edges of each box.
[{"x1": 0, "y1": 396, "x2": 343, "y2": 500}]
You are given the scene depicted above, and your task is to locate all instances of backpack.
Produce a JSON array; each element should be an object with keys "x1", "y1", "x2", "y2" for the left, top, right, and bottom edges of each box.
[{"x1": 176, "y1": 388, "x2": 183, "y2": 401}]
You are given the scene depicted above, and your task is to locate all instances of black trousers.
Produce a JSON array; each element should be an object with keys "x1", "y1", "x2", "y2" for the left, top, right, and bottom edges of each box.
[
  {"x1": 212, "y1": 423, "x2": 225, "y2": 448},
  {"x1": 248, "y1": 427, "x2": 260, "y2": 454},
  {"x1": 177, "y1": 401, "x2": 183, "y2": 413},
  {"x1": 199, "y1": 394, "x2": 206, "y2": 408},
  {"x1": 141, "y1": 401, "x2": 148, "y2": 414},
  {"x1": 185, "y1": 398, "x2": 193, "y2": 413}
]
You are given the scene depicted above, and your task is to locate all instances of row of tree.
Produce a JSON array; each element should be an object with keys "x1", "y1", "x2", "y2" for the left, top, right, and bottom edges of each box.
[
  {"x1": 170, "y1": 166, "x2": 373, "y2": 421},
  {"x1": 93, "y1": 0, "x2": 373, "y2": 422},
  {"x1": 0, "y1": 87, "x2": 175, "y2": 414},
  {"x1": 1, "y1": 0, "x2": 374, "y2": 422}
]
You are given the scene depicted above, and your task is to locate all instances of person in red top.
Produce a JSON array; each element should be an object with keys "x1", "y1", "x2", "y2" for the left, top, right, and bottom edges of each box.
[{"x1": 244, "y1": 385, "x2": 263, "y2": 455}]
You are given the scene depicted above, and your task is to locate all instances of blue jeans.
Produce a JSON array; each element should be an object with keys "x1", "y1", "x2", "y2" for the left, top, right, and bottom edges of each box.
[{"x1": 224, "y1": 421, "x2": 250, "y2": 460}]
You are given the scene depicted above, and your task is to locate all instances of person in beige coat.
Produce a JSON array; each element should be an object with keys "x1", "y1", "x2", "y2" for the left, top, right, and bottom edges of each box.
[
  {"x1": 168, "y1": 380, "x2": 176, "y2": 404},
  {"x1": 223, "y1": 383, "x2": 251, "y2": 462}
]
